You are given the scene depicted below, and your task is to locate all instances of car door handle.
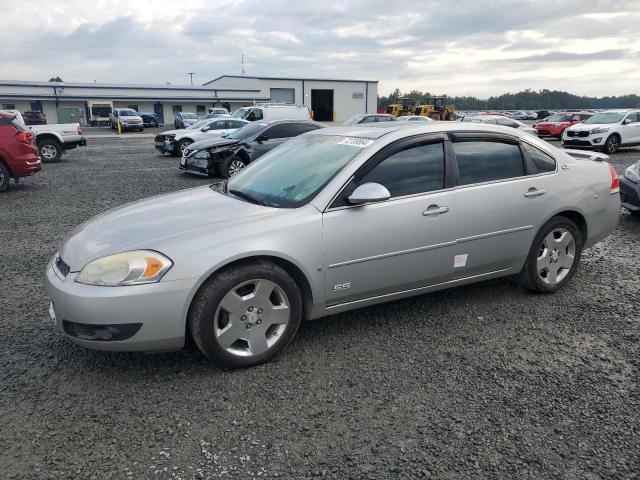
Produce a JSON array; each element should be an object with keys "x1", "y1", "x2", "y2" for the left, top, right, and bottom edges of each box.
[
  {"x1": 524, "y1": 188, "x2": 546, "y2": 198},
  {"x1": 423, "y1": 205, "x2": 449, "y2": 216}
]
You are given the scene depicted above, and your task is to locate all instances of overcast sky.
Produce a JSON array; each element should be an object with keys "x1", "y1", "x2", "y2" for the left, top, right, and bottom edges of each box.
[{"x1": 2, "y1": 0, "x2": 638, "y2": 97}]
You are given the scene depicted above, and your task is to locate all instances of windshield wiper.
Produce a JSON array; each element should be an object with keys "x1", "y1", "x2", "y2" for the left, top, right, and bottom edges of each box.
[{"x1": 228, "y1": 189, "x2": 267, "y2": 206}]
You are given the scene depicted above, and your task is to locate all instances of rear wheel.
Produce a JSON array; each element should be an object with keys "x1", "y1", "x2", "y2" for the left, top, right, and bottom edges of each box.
[
  {"x1": 604, "y1": 134, "x2": 620, "y2": 154},
  {"x1": 516, "y1": 216, "x2": 583, "y2": 293},
  {"x1": 0, "y1": 163, "x2": 10, "y2": 192},
  {"x1": 38, "y1": 139, "x2": 62, "y2": 162},
  {"x1": 188, "y1": 262, "x2": 303, "y2": 368}
]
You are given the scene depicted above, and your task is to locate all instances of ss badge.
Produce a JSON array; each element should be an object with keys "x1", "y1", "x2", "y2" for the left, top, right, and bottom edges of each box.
[{"x1": 333, "y1": 282, "x2": 351, "y2": 292}]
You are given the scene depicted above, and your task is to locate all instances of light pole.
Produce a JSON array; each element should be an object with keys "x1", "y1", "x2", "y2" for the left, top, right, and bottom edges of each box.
[{"x1": 187, "y1": 72, "x2": 195, "y2": 86}]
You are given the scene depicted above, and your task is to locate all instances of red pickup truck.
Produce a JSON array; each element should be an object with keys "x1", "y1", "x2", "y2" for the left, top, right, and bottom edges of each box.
[
  {"x1": 0, "y1": 112, "x2": 41, "y2": 192},
  {"x1": 534, "y1": 111, "x2": 593, "y2": 139}
]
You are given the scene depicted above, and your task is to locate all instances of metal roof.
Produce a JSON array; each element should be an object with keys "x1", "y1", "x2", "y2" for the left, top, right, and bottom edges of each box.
[
  {"x1": 0, "y1": 79, "x2": 259, "y2": 93},
  {"x1": 204, "y1": 74, "x2": 379, "y2": 85}
]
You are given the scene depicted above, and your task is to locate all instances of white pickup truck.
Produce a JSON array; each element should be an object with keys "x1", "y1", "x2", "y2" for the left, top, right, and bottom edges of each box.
[{"x1": 28, "y1": 123, "x2": 87, "y2": 162}]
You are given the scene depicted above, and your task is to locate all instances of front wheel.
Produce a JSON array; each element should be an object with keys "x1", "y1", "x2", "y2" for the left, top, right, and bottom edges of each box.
[
  {"x1": 38, "y1": 139, "x2": 63, "y2": 162},
  {"x1": 188, "y1": 262, "x2": 303, "y2": 368},
  {"x1": 220, "y1": 156, "x2": 247, "y2": 178},
  {"x1": 176, "y1": 139, "x2": 193, "y2": 156},
  {"x1": 516, "y1": 216, "x2": 583, "y2": 293},
  {"x1": 604, "y1": 134, "x2": 620, "y2": 154}
]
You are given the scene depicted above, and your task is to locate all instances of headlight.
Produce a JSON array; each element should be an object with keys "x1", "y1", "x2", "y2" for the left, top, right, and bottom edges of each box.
[
  {"x1": 194, "y1": 150, "x2": 210, "y2": 159},
  {"x1": 76, "y1": 250, "x2": 173, "y2": 286},
  {"x1": 625, "y1": 163, "x2": 640, "y2": 183},
  {"x1": 590, "y1": 127, "x2": 609, "y2": 134}
]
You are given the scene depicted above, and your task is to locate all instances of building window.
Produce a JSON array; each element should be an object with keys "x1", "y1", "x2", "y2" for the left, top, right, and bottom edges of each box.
[
  {"x1": 196, "y1": 104, "x2": 206, "y2": 115},
  {"x1": 127, "y1": 105, "x2": 139, "y2": 111},
  {"x1": 172, "y1": 105, "x2": 182, "y2": 113},
  {"x1": 352, "y1": 92, "x2": 364, "y2": 99},
  {"x1": 2, "y1": 103, "x2": 16, "y2": 110}
]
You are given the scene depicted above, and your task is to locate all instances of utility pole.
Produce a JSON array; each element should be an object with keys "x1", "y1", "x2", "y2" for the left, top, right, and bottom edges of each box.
[
  {"x1": 241, "y1": 54, "x2": 246, "y2": 76},
  {"x1": 187, "y1": 72, "x2": 195, "y2": 86}
]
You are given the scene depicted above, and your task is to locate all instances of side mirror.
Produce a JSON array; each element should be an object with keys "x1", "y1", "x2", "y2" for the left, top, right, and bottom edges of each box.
[
  {"x1": 201, "y1": 126, "x2": 210, "y2": 132},
  {"x1": 257, "y1": 135, "x2": 269, "y2": 143},
  {"x1": 348, "y1": 183, "x2": 391, "y2": 205},
  {"x1": 623, "y1": 118, "x2": 632, "y2": 125}
]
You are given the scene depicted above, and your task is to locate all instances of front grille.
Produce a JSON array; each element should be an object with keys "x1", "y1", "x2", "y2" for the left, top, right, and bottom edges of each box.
[
  {"x1": 154, "y1": 135, "x2": 164, "y2": 142},
  {"x1": 55, "y1": 255, "x2": 70, "y2": 277},
  {"x1": 563, "y1": 139, "x2": 592, "y2": 147},
  {"x1": 567, "y1": 130, "x2": 589, "y2": 138}
]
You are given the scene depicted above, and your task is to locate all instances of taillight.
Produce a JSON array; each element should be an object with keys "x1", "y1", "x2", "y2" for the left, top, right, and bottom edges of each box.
[
  {"x1": 607, "y1": 163, "x2": 619, "y2": 194},
  {"x1": 77, "y1": 126, "x2": 83, "y2": 135},
  {"x1": 15, "y1": 131, "x2": 34, "y2": 144}
]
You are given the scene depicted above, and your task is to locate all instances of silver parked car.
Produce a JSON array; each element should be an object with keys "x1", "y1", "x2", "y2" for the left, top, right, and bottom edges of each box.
[{"x1": 45, "y1": 123, "x2": 620, "y2": 367}]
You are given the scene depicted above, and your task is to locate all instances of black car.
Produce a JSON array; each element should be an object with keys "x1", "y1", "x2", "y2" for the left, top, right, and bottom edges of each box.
[
  {"x1": 180, "y1": 119, "x2": 325, "y2": 178},
  {"x1": 139, "y1": 112, "x2": 160, "y2": 128},
  {"x1": 23, "y1": 111, "x2": 47, "y2": 125},
  {"x1": 620, "y1": 160, "x2": 640, "y2": 215}
]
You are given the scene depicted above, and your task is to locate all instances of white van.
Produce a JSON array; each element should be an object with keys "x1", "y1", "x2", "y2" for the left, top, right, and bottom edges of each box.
[{"x1": 230, "y1": 104, "x2": 310, "y2": 122}]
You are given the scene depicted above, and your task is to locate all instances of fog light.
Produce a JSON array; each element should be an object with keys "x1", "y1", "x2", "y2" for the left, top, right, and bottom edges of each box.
[
  {"x1": 62, "y1": 320, "x2": 142, "y2": 341},
  {"x1": 593, "y1": 138, "x2": 603, "y2": 144}
]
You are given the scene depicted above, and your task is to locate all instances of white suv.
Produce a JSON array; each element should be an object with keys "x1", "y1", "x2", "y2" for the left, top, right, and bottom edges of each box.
[
  {"x1": 109, "y1": 108, "x2": 144, "y2": 131},
  {"x1": 563, "y1": 110, "x2": 640, "y2": 153}
]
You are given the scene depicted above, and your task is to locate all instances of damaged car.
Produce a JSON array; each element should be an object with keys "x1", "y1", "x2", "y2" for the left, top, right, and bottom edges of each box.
[
  {"x1": 179, "y1": 119, "x2": 325, "y2": 178},
  {"x1": 154, "y1": 118, "x2": 249, "y2": 156}
]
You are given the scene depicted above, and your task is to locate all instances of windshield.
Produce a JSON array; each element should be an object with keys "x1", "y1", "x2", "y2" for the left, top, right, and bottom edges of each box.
[
  {"x1": 225, "y1": 135, "x2": 365, "y2": 208},
  {"x1": 583, "y1": 112, "x2": 626, "y2": 124},
  {"x1": 119, "y1": 109, "x2": 138, "y2": 116},
  {"x1": 227, "y1": 122, "x2": 268, "y2": 140},
  {"x1": 231, "y1": 108, "x2": 250, "y2": 119},
  {"x1": 546, "y1": 114, "x2": 572, "y2": 122},
  {"x1": 342, "y1": 116, "x2": 364, "y2": 126}
]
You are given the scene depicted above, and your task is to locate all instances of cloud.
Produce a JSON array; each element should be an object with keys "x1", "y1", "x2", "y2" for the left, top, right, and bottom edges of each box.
[{"x1": 0, "y1": 0, "x2": 639, "y2": 97}]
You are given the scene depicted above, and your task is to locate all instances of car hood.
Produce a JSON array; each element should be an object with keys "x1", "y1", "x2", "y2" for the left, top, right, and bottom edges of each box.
[
  {"x1": 186, "y1": 137, "x2": 240, "y2": 152},
  {"x1": 158, "y1": 128, "x2": 183, "y2": 136},
  {"x1": 567, "y1": 123, "x2": 607, "y2": 131},
  {"x1": 60, "y1": 186, "x2": 279, "y2": 271}
]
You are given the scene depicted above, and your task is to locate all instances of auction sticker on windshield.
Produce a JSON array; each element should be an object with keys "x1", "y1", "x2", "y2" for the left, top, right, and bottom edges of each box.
[{"x1": 338, "y1": 137, "x2": 374, "y2": 148}]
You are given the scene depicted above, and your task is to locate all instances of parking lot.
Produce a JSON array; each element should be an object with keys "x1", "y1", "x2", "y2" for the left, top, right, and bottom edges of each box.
[{"x1": 1, "y1": 136, "x2": 639, "y2": 479}]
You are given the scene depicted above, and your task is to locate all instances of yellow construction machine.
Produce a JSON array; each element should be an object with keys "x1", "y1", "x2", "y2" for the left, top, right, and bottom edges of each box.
[
  {"x1": 386, "y1": 97, "x2": 414, "y2": 117},
  {"x1": 414, "y1": 96, "x2": 457, "y2": 120}
]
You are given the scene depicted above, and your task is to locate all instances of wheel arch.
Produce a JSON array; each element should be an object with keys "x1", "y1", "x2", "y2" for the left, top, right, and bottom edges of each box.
[
  {"x1": 546, "y1": 209, "x2": 588, "y2": 243},
  {"x1": 36, "y1": 132, "x2": 63, "y2": 145},
  {"x1": 183, "y1": 254, "x2": 316, "y2": 348},
  {"x1": 0, "y1": 153, "x2": 13, "y2": 177}
]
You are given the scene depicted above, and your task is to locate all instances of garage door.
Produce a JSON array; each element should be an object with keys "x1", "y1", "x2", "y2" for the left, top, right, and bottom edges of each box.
[{"x1": 270, "y1": 88, "x2": 295, "y2": 104}]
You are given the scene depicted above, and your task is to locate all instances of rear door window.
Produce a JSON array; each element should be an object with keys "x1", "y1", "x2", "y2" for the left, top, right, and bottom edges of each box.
[
  {"x1": 293, "y1": 123, "x2": 322, "y2": 136},
  {"x1": 361, "y1": 116, "x2": 376, "y2": 123},
  {"x1": 521, "y1": 142, "x2": 556, "y2": 174},
  {"x1": 453, "y1": 140, "x2": 525, "y2": 185}
]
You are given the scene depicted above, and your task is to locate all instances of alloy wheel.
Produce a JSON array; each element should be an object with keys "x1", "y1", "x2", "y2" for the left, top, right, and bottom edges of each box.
[
  {"x1": 180, "y1": 141, "x2": 192, "y2": 154},
  {"x1": 213, "y1": 279, "x2": 290, "y2": 357},
  {"x1": 536, "y1": 228, "x2": 576, "y2": 285},
  {"x1": 228, "y1": 160, "x2": 246, "y2": 176},
  {"x1": 41, "y1": 144, "x2": 58, "y2": 160},
  {"x1": 606, "y1": 136, "x2": 619, "y2": 153}
]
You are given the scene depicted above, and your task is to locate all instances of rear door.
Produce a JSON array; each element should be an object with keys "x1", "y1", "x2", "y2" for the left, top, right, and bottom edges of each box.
[
  {"x1": 450, "y1": 134, "x2": 559, "y2": 277},
  {"x1": 250, "y1": 123, "x2": 293, "y2": 160},
  {"x1": 622, "y1": 112, "x2": 640, "y2": 144}
]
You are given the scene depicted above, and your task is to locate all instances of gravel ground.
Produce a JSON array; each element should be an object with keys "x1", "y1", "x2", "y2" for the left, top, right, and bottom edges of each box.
[{"x1": 1, "y1": 137, "x2": 639, "y2": 480}]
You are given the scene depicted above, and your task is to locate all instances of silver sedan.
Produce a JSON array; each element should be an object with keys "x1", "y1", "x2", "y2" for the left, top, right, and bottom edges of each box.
[{"x1": 45, "y1": 123, "x2": 620, "y2": 367}]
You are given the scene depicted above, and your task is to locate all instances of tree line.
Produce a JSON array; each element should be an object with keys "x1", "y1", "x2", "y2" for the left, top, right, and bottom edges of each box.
[{"x1": 378, "y1": 88, "x2": 640, "y2": 111}]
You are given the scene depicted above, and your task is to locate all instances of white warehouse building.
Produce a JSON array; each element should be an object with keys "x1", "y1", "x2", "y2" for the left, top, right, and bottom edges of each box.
[{"x1": 0, "y1": 75, "x2": 378, "y2": 125}]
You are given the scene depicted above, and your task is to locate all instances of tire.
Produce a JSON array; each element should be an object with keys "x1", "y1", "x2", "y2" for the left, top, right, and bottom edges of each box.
[
  {"x1": 176, "y1": 139, "x2": 193, "y2": 156},
  {"x1": 604, "y1": 134, "x2": 620, "y2": 154},
  {"x1": 0, "y1": 162, "x2": 10, "y2": 192},
  {"x1": 188, "y1": 261, "x2": 303, "y2": 368},
  {"x1": 221, "y1": 156, "x2": 247, "y2": 178},
  {"x1": 430, "y1": 113, "x2": 440, "y2": 121},
  {"x1": 516, "y1": 216, "x2": 583, "y2": 293},
  {"x1": 38, "y1": 139, "x2": 63, "y2": 162}
]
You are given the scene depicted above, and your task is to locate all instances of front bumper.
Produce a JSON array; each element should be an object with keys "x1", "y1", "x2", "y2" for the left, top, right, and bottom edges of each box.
[
  {"x1": 44, "y1": 257, "x2": 197, "y2": 352},
  {"x1": 179, "y1": 153, "x2": 211, "y2": 176},
  {"x1": 620, "y1": 175, "x2": 640, "y2": 212},
  {"x1": 121, "y1": 123, "x2": 144, "y2": 131},
  {"x1": 562, "y1": 133, "x2": 605, "y2": 149}
]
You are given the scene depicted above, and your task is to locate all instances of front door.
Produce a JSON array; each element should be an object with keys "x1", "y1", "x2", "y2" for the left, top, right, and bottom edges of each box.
[
  {"x1": 323, "y1": 139, "x2": 457, "y2": 305},
  {"x1": 621, "y1": 112, "x2": 640, "y2": 144}
]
